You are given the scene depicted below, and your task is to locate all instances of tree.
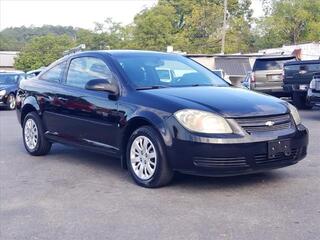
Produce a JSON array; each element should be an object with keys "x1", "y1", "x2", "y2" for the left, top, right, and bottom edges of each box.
[
  {"x1": 0, "y1": 25, "x2": 77, "y2": 51},
  {"x1": 254, "y1": 0, "x2": 320, "y2": 48},
  {"x1": 14, "y1": 35, "x2": 75, "y2": 71},
  {"x1": 131, "y1": 4, "x2": 178, "y2": 51}
]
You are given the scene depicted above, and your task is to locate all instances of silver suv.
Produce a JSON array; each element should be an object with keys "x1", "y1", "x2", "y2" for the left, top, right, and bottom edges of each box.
[{"x1": 250, "y1": 56, "x2": 296, "y2": 97}]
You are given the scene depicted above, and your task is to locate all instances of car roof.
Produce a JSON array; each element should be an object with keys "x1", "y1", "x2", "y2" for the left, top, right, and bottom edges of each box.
[
  {"x1": 71, "y1": 50, "x2": 178, "y2": 58},
  {"x1": 284, "y1": 60, "x2": 320, "y2": 66},
  {"x1": 255, "y1": 55, "x2": 296, "y2": 60}
]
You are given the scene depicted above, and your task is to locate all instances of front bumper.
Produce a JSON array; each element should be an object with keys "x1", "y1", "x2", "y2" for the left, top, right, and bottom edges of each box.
[
  {"x1": 283, "y1": 83, "x2": 309, "y2": 95},
  {"x1": 165, "y1": 118, "x2": 308, "y2": 177},
  {"x1": 0, "y1": 95, "x2": 8, "y2": 107}
]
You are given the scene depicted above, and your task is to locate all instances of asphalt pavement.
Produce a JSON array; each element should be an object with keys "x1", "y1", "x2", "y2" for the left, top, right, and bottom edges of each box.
[{"x1": 0, "y1": 108, "x2": 319, "y2": 240}]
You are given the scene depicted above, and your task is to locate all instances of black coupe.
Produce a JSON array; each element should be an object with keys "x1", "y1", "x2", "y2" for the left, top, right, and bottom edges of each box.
[{"x1": 16, "y1": 51, "x2": 308, "y2": 187}]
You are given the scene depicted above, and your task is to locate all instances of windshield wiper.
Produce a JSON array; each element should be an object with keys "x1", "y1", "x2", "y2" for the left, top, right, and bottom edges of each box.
[
  {"x1": 136, "y1": 85, "x2": 169, "y2": 90},
  {"x1": 175, "y1": 84, "x2": 214, "y2": 88}
]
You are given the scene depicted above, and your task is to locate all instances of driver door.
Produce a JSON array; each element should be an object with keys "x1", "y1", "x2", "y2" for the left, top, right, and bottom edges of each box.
[{"x1": 53, "y1": 55, "x2": 121, "y2": 155}]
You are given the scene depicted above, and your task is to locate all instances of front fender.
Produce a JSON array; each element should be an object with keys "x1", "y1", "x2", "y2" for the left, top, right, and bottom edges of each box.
[
  {"x1": 127, "y1": 109, "x2": 173, "y2": 148},
  {"x1": 17, "y1": 95, "x2": 41, "y2": 125}
]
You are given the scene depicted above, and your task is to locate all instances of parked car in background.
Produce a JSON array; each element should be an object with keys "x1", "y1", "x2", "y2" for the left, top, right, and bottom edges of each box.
[
  {"x1": 307, "y1": 72, "x2": 320, "y2": 106},
  {"x1": 17, "y1": 50, "x2": 308, "y2": 188},
  {"x1": 26, "y1": 67, "x2": 46, "y2": 79},
  {"x1": 0, "y1": 70, "x2": 25, "y2": 110},
  {"x1": 284, "y1": 60, "x2": 320, "y2": 109},
  {"x1": 211, "y1": 69, "x2": 231, "y2": 84},
  {"x1": 250, "y1": 55, "x2": 296, "y2": 97},
  {"x1": 156, "y1": 68, "x2": 174, "y2": 83},
  {"x1": 241, "y1": 71, "x2": 252, "y2": 89}
]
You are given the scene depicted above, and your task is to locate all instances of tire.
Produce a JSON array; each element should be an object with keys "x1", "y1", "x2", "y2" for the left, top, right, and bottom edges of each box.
[
  {"x1": 22, "y1": 112, "x2": 52, "y2": 156},
  {"x1": 6, "y1": 93, "x2": 16, "y2": 110},
  {"x1": 126, "y1": 126, "x2": 173, "y2": 188},
  {"x1": 292, "y1": 93, "x2": 314, "y2": 109}
]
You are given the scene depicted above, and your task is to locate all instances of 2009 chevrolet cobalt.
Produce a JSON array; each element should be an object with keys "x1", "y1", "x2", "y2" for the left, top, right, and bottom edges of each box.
[{"x1": 16, "y1": 50, "x2": 308, "y2": 188}]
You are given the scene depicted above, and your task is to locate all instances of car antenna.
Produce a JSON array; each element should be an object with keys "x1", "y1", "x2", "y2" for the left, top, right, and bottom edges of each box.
[{"x1": 63, "y1": 44, "x2": 86, "y2": 56}]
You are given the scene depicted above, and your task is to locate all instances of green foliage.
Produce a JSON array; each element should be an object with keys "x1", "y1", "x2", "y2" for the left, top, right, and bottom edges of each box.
[
  {"x1": 0, "y1": 25, "x2": 77, "y2": 51},
  {"x1": 131, "y1": 4, "x2": 178, "y2": 51},
  {"x1": 255, "y1": 0, "x2": 320, "y2": 48},
  {"x1": 1, "y1": 0, "x2": 319, "y2": 70},
  {"x1": 14, "y1": 35, "x2": 75, "y2": 71}
]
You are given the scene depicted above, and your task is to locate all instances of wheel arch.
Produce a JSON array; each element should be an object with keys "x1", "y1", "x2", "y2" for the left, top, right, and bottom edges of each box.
[
  {"x1": 20, "y1": 96, "x2": 41, "y2": 126},
  {"x1": 120, "y1": 113, "x2": 171, "y2": 169}
]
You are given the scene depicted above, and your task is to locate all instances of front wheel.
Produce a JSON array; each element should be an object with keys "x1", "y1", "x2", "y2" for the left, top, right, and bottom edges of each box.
[
  {"x1": 126, "y1": 126, "x2": 173, "y2": 188},
  {"x1": 6, "y1": 94, "x2": 16, "y2": 110},
  {"x1": 23, "y1": 112, "x2": 52, "y2": 156}
]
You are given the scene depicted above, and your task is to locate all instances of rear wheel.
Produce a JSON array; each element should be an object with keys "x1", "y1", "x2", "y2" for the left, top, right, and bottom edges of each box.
[
  {"x1": 23, "y1": 112, "x2": 52, "y2": 156},
  {"x1": 292, "y1": 93, "x2": 314, "y2": 109},
  {"x1": 6, "y1": 94, "x2": 16, "y2": 110},
  {"x1": 126, "y1": 126, "x2": 173, "y2": 188}
]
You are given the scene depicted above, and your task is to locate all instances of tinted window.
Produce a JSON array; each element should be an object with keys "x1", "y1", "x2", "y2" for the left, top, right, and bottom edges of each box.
[
  {"x1": 114, "y1": 54, "x2": 228, "y2": 89},
  {"x1": 66, "y1": 57, "x2": 113, "y2": 89},
  {"x1": 254, "y1": 58, "x2": 295, "y2": 71},
  {"x1": 284, "y1": 65, "x2": 300, "y2": 71},
  {"x1": 40, "y1": 62, "x2": 66, "y2": 82},
  {"x1": 308, "y1": 64, "x2": 320, "y2": 71},
  {"x1": 0, "y1": 74, "x2": 22, "y2": 85}
]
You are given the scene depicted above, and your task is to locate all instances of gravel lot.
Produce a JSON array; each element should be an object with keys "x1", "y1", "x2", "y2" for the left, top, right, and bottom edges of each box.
[{"x1": 0, "y1": 108, "x2": 319, "y2": 240}]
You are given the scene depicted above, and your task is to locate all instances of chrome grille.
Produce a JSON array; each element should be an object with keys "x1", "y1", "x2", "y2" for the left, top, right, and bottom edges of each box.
[{"x1": 235, "y1": 114, "x2": 293, "y2": 134}]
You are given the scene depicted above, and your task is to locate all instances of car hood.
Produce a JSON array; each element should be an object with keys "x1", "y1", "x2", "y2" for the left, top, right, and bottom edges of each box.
[{"x1": 145, "y1": 86, "x2": 289, "y2": 118}]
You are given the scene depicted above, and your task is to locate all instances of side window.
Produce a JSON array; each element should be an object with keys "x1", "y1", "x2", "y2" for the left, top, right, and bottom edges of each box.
[
  {"x1": 66, "y1": 57, "x2": 113, "y2": 89},
  {"x1": 308, "y1": 64, "x2": 320, "y2": 71},
  {"x1": 300, "y1": 65, "x2": 307, "y2": 71},
  {"x1": 40, "y1": 62, "x2": 66, "y2": 82},
  {"x1": 284, "y1": 65, "x2": 299, "y2": 71}
]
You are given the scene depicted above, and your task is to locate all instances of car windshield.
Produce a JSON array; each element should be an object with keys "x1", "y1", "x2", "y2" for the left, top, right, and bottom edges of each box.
[
  {"x1": 0, "y1": 74, "x2": 21, "y2": 85},
  {"x1": 113, "y1": 53, "x2": 229, "y2": 89}
]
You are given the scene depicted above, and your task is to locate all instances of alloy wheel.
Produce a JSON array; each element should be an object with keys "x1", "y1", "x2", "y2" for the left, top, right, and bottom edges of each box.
[
  {"x1": 130, "y1": 136, "x2": 157, "y2": 180},
  {"x1": 24, "y1": 118, "x2": 38, "y2": 150}
]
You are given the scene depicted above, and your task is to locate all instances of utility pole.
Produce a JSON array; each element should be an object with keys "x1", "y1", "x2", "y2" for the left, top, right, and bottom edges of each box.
[{"x1": 221, "y1": 0, "x2": 227, "y2": 54}]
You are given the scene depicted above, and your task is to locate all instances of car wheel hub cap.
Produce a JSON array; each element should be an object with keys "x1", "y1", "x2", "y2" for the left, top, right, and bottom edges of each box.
[
  {"x1": 130, "y1": 136, "x2": 157, "y2": 180},
  {"x1": 24, "y1": 119, "x2": 38, "y2": 150}
]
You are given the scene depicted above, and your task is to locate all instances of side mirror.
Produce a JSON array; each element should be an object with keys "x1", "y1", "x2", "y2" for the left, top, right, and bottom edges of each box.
[{"x1": 85, "y1": 79, "x2": 119, "y2": 96}]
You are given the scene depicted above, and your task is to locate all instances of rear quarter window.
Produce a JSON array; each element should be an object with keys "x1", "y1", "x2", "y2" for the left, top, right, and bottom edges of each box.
[{"x1": 39, "y1": 61, "x2": 66, "y2": 83}]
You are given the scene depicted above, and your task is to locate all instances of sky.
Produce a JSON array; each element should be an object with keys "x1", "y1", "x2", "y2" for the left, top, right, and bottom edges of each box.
[{"x1": 0, "y1": 0, "x2": 264, "y2": 31}]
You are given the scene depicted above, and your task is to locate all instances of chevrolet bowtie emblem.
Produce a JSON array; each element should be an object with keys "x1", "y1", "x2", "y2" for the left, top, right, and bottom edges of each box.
[{"x1": 265, "y1": 121, "x2": 275, "y2": 126}]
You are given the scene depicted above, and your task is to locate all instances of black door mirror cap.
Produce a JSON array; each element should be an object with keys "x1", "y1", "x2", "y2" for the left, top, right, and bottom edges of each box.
[{"x1": 85, "y1": 79, "x2": 119, "y2": 97}]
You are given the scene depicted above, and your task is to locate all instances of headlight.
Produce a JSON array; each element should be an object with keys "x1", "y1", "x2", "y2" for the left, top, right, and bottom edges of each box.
[
  {"x1": 0, "y1": 90, "x2": 6, "y2": 96},
  {"x1": 174, "y1": 109, "x2": 233, "y2": 134},
  {"x1": 288, "y1": 103, "x2": 301, "y2": 125}
]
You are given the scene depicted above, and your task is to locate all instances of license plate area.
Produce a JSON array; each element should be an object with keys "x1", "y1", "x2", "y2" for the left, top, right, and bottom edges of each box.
[
  {"x1": 299, "y1": 84, "x2": 308, "y2": 91},
  {"x1": 268, "y1": 139, "x2": 291, "y2": 159}
]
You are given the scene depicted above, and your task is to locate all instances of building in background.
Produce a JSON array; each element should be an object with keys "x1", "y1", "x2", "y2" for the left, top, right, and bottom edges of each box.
[
  {"x1": 258, "y1": 42, "x2": 320, "y2": 60},
  {"x1": 0, "y1": 51, "x2": 19, "y2": 70},
  {"x1": 187, "y1": 54, "x2": 263, "y2": 86}
]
